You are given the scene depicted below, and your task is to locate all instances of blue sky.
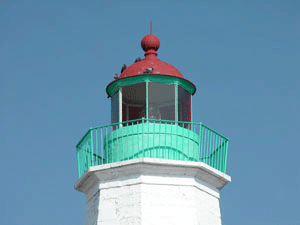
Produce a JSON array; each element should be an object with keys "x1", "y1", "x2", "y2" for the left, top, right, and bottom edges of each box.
[{"x1": 1, "y1": 0, "x2": 299, "y2": 224}]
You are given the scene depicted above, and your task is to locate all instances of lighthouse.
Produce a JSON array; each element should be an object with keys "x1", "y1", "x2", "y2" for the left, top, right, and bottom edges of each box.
[{"x1": 74, "y1": 29, "x2": 231, "y2": 225}]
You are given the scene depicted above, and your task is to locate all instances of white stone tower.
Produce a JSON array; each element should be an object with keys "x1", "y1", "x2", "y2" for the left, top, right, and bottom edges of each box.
[{"x1": 75, "y1": 30, "x2": 231, "y2": 225}]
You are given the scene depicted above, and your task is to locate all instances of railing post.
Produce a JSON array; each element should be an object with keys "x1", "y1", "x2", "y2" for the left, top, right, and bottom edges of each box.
[
  {"x1": 105, "y1": 127, "x2": 109, "y2": 163},
  {"x1": 100, "y1": 128, "x2": 103, "y2": 165},
  {"x1": 198, "y1": 122, "x2": 202, "y2": 162},
  {"x1": 90, "y1": 129, "x2": 94, "y2": 167},
  {"x1": 209, "y1": 130, "x2": 213, "y2": 167},
  {"x1": 77, "y1": 147, "x2": 80, "y2": 178},
  {"x1": 224, "y1": 140, "x2": 229, "y2": 173},
  {"x1": 116, "y1": 123, "x2": 119, "y2": 162},
  {"x1": 219, "y1": 136, "x2": 223, "y2": 172},
  {"x1": 95, "y1": 129, "x2": 98, "y2": 166}
]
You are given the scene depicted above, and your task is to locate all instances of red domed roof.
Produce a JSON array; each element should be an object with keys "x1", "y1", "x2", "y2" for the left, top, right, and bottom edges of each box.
[
  {"x1": 119, "y1": 57, "x2": 184, "y2": 79},
  {"x1": 119, "y1": 34, "x2": 184, "y2": 79}
]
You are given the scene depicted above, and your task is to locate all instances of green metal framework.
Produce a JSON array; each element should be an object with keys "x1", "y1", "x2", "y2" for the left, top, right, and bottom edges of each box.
[
  {"x1": 76, "y1": 118, "x2": 229, "y2": 178},
  {"x1": 106, "y1": 75, "x2": 196, "y2": 97}
]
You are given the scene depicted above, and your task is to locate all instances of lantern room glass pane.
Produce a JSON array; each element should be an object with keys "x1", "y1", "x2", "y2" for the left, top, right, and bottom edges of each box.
[
  {"x1": 178, "y1": 86, "x2": 191, "y2": 122},
  {"x1": 148, "y1": 82, "x2": 175, "y2": 121},
  {"x1": 111, "y1": 90, "x2": 119, "y2": 124},
  {"x1": 122, "y1": 82, "x2": 146, "y2": 124}
]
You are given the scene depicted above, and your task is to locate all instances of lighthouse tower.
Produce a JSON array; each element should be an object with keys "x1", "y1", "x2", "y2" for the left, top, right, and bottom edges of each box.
[{"x1": 75, "y1": 30, "x2": 231, "y2": 225}]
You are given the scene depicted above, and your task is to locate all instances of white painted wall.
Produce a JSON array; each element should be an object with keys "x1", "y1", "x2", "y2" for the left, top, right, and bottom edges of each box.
[{"x1": 75, "y1": 158, "x2": 231, "y2": 225}]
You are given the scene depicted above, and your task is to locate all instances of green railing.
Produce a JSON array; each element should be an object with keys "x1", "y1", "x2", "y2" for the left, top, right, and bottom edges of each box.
[{"x1": 76, "y1": 118, "x2": 229, "y2": 178}]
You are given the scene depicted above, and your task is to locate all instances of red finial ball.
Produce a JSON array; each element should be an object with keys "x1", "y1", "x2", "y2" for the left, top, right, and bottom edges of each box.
[{"x1": 141, "y1": 34, "x2": 160, "y2": 52}]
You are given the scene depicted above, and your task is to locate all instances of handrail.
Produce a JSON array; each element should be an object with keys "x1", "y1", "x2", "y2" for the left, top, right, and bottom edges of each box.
[
  {"x1": 89, "y1": 118, "x2": 227, "y2": 138},
  {"x1": 76, "y1": 129, "x2": 91, "y2": 148}
]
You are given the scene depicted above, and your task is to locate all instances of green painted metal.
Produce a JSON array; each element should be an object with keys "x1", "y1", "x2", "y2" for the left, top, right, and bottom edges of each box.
[
  {"x1": 191, "y1": 95, "x2": 193, "y2": 122},
  {"x1": 106, "y1": 75, "x2": 196, "y2": 97},
  {"x1": 77, "y1": 146, "x2": 80, "y2": 178},
  {"x1": 76, "y1": 119, "x2": 229, "y2": 178},
  {"x1": 146, "y1": 81, "x2": 149, "y2": 119},
  {"x1": 175, "y1": 84, "x2": 178, "y2": 121},
  {"x1": 90, "y1": 129, "x2": 94, "y2": 167},
  {"x1": 119, "y1": 88, "x2": 122, "y2": 124}
]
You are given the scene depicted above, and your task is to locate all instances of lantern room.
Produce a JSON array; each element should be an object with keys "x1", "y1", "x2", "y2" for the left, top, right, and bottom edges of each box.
[
  {"x1": 106, "y1": 33, "x2": 196, "y2": 125},
  {"x1": 76, "y1": 31, "x2": 229, "y2": 179}
]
